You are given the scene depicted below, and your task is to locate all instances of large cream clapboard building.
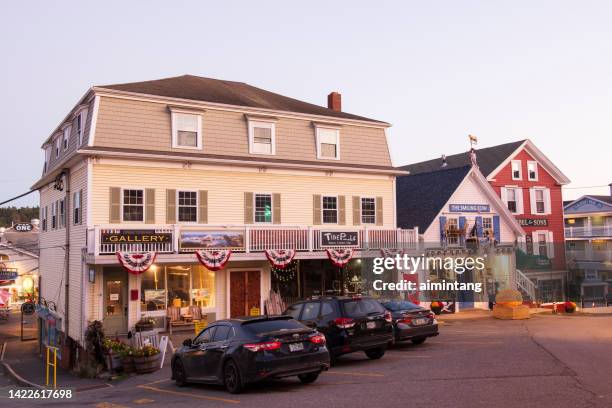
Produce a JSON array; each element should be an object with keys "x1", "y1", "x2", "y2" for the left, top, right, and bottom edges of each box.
[{"x1": 33, "y1": 75, "x2": 416, "y2": 357}]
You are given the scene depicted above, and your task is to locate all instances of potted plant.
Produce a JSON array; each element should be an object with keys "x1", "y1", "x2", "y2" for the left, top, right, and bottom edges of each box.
[
  {"x1": 430, "y1": 301, "x2": 443, "y2": 315},
  {"x1": 120, "y1": 345, "x2": 136, "y2": 373},
  {"x1": 103, "y1": 339, "x2": 125, "y2": 372},
  {"x1": 133, "y1": 345, "x2": 161, "y2": 374},
  {"x1": 564, "y1": 301, "x2": 577, "y2": 314},
  {"x1": 135, "y1": 317, "x2": 156, "y2": 332}
]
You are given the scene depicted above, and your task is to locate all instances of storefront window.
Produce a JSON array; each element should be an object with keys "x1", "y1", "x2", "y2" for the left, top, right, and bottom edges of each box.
[
  {"x1": 167, "y1": 265, "x2": 191, "y2": 308},
  {"x1": 191, "y1": 265, "x2": 215, "y2": 309},
  {"x1": 141, "y1": 265, "x2": 166, "y2": 311}
]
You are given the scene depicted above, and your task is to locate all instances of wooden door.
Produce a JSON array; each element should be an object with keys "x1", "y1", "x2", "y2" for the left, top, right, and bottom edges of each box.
[
  {"x1": 103, "y1": 267, "x2": 127, "y2": 335},
  {"x1": 229, "y1": 270, "x2": 261, "y2": 318}
]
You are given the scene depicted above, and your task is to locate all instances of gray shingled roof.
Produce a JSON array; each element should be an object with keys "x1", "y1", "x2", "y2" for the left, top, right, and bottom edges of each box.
[
  {"x1": 396, "y1": 166, "x2": 472, "y2": 231},
  {"x1": 399, "y1": 140, "x2": 525, "y2": 177},
  {"x1": 98, "y1": 75, "x2": 387, "y2": 124}
]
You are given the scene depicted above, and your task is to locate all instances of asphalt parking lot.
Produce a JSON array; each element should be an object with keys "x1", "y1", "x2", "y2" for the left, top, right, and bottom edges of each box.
[{"x1": 3, "y1": 313, "x2": 611, "y2": 408}]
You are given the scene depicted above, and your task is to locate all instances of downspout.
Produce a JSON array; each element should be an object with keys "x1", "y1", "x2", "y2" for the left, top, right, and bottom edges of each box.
[{"x1": 63, "y1": 169, "x2": 71, "y2": 341}]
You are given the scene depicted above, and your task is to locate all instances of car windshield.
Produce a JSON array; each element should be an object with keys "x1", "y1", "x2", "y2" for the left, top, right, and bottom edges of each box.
[
  {"x1": 341, "y1": 299, "x2": 385, "y2": 317},
  {"x1": 242, "y1": 318, "x2": 306, "y2": 335},
  {"x1": 382, "y1": 301, "x2": 421, "y2": 311}
]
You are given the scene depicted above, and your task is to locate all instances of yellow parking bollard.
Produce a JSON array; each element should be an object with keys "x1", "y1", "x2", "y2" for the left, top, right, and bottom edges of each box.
[{"x1": 45, "y1": 346, "x2": 58, "y2": 388}]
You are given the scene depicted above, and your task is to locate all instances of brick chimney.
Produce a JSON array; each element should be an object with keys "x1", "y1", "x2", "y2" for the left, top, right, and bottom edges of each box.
[{"x1": 327, "y1": 92, "x2": 341, "y2": 112}]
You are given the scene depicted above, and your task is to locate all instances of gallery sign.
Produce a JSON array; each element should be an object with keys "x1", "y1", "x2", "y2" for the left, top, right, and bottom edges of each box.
[
  {"x1": 320, "y1": 231, "x2": 360, "y2": 248},
  {"x1": 518, "y1": 218, "x2": 549, "y2": 227},
  {"x1": 449, "y1": 204, "x2": 490, "y2": 213},
  {"x1": 0, "y1": 270, "x2": 18, "y2": 280},
  {"x1": 179, "y1": 230, "x2": 245, "y2": 251},
  {"x1": 100, "y1": 230, "x2": 173, "y2": 244}
]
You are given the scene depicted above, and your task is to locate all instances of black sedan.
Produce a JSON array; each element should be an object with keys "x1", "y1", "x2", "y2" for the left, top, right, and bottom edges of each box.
[
  {"x1": 380, "y1": 300, "x2": 439, "y2": 345},
  {"x1": 171, "y1": 315, "x2": 330, "y2": 393}
]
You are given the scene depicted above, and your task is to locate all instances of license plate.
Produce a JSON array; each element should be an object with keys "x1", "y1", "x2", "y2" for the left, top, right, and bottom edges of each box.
[
  {"x1": 366, "y1": 321, "x2": 376, "y2": 329},
  {"x1": 413, "y1": 318, "x2": 427, "y2": 326},
  {"x1": 289, "y1": 342, "x2": 304, "y2": 352}
]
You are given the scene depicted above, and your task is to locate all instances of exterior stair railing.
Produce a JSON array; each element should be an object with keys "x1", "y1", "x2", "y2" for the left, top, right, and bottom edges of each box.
[{"x1": 516, "y1": 269, "x2": 537, "y2": 302}]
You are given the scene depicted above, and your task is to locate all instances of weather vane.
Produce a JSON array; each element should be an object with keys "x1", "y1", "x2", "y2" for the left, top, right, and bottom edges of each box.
[{"x1": 468, "y1": 134, "x2": 478, "y2": 167}]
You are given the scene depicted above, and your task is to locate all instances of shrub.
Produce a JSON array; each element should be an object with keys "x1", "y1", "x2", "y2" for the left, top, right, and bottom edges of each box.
[{"x1": 133, "y1": 345, "x2": 160, "y2": 358}]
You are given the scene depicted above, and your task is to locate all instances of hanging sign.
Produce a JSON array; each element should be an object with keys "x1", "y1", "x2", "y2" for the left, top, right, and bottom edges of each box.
[
  {"x1": 116, "y1": 251, "x2": 157, "y2": 275},
  {"x1": 326, "y1": 248, "x2": 354, "y2": 267},
  {"x1": 0, "y1": 270, "x2": 18, "y2": 281},
  {"x1": 264, "y1": 249, "x2": 296, "y2": 269},
  {"x1": 195, "y1": 249, "x2": 231, "y2": 271},
  {"x1": 102, "y1": 230, "x2": 172, "y2": 244},
  {"x1": 14, "y1": 223, "x2": 33, "y2": 232},
  {"x1": 518, "y1": 218, "x2": 548, "y2": 227},
  {"x1": 320, "y1": 231, "x2": 359, "y2": 248},
  {"x1": 179, "y1": 230, "x2": 245, "y2": 251},
  {"x1": 449, "y1": 204, "x2": 490, "y2": 213}
]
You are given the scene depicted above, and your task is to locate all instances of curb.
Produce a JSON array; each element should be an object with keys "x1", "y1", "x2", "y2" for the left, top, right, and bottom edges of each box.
[{"x1": 0, "y1": 342, "x2": 45, "y2": 389}]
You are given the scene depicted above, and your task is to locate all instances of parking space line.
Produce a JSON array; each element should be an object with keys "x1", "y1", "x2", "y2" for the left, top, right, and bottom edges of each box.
[
  {"x1": 327, "y1": 370, "x2": 385, "y2": 378},
  {"x1": 137, "y1": 384, "x2": 240, "y2": 404}
]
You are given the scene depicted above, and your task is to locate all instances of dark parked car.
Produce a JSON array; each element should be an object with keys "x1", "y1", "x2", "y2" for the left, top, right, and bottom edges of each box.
[
  {"x1": 171, "y1": 315, "x2": 330, "y2": 393},
  {"x1": 285, "y1": 296, "x2": 393, "y2": 361},
  {"x1": 380, "y1": 300, "x2": 439, "y2": 345}
]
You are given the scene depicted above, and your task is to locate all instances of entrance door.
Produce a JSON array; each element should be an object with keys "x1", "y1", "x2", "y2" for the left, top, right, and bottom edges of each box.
[
  {"x1": 103, "y1": 268, "x2": 128, "y2": 335},
  {"x1": 229, "y1": 270, "x2": 261, "y2": 318}
]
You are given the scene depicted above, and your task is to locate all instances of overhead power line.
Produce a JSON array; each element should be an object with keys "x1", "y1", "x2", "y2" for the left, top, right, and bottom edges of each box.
[{"x1": 0, "y1": 189, "x2": 37, "y2": 206}]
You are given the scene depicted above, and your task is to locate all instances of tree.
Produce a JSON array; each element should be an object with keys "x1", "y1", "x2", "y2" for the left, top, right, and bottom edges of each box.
[{"x1": 0, "y1": 206, "x2": 40, "y2": 227}]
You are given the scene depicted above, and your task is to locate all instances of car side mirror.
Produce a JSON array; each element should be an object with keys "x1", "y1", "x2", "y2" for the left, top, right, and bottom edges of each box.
[{"x1": 183, "y1": 338, "x2": 192, "y2": 347}]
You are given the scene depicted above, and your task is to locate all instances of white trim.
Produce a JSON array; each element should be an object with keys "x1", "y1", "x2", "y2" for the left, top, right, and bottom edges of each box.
[
  {"x1": 86, "y1": 158, "x2": 93, "y2": 227},
  {"x1": 247, "y1": 119, "x2": 276, "y2": 155},
  {"x1": 511, "y1": 160, "x2": 522, "y2": 180},
  {"x1": 88, "y1": 95, "x2": 100, "y2": 147},
  {"x1": 530, "y1": 187, "x2": 549, "y2": 215},
  {"x1": 171, "y1": 111, "x2": 203, "y2": 150},
  {"x1": 321, "y1": 195, "x2": 339, "y2": 225},
  {"x1": 176, "y1": 190, "x2": 199, "y2": 224},
  {"x1": 120, "y1": 188, "x2": 146, "y2": 223},
  {"x1": 92, "y1": 88, "x2": 390, "y2": 129},
  {"x1": 315, "y1": 125, "x2": 341, "y2": 160},
  {"x1": 225, "y1": 268, "x2": 264, "y2": 319}
]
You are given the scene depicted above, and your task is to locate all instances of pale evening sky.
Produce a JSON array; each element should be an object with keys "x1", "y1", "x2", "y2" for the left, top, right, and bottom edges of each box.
[{"x1": 1, "y1": 1, "x2": 610, "y2": 208}]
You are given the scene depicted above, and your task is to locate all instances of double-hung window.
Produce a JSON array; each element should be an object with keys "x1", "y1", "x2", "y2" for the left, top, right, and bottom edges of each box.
[
  {"x1": 59, "y1": 198, "x2": 65, "y2": 228},
  {"x1": 535, "y1": 189, "x2": 545, "y2": 214},
  {"x1": 482, "y1": 217, "x2": 493, "y2": 231},
  {"x1": 248, "y1": 120, "x2": 275, "y2": 155},
  {"x1": 75, "y1": 110, "x2": 87, "y2": 146},
  {"x1": 55, "y1": 136, "x2": 61, "y2": 158},
  {"x1": 172, "y1": 112, "x2": 202, "y2": 149},
  {"x1": 178, "y1": 191, "x2": 197, "y2": 223},
  {"x1": 322, "y1": 196, "x2": 338, "y2": 224},
  {"x1": 537, "y1": 232, "x2": 548, "y2": 257},
  {"x1": 51, "y1": 201, "x2": 57, "y2": 229},
  {"x1": 43, "y1": 146, "x2": 51, "y2": 174},
  {"x1": 507, "y1": 188, "x2": 518, "y2": 213},
  {"x1": 527, "y1": 161, "x2": 538, "y2": 181},
  {"x1": 63, "y1": 126, "x2": 71, "y2": 150},
  {"x1": 42, "y1": 206, "x2": 48, "y2": 231},
  {"x1": 446, "y1": 218, "x2": 459, "y2": 246},
  {"x1": 511, "y1": 160, "x2": 522, "y2": 180},
  {"x1": 254, "y1": 194, "x2": 272, "y2": 223},
  {"x1": 316, "y1": 126, "x2": 340, "y2": 160},
  {"x1": 122, "y1": 189, "x2": 144, "y2": 222},
  {"x1": 361, "y1": 197, "x2": 376, "y2": 224},
  {"x1": 73, "y1": 190, "x2": 82, "y2": 225}
]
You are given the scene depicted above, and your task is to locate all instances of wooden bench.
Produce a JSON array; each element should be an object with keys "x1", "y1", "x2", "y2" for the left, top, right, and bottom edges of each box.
[{"x1": 167, "y1": 306, "x2": 194, "y2": 334}]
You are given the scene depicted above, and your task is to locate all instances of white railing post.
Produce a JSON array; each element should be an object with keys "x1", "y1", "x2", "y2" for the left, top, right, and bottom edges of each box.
[
  {"x1": 173, "y1": 224, "x2": 180, "y2": 253},
  {"x1": 414, "y1": 226, "x2": 419, "y2": 251},
  {"x1": 363, "y1": 226, "x2": 369, "y2": 250},
  {"x1": 308, "y1": 227, "x2": 313, "y2": 252},
  {"x1": 94, "y1": 225, "x2": 100, "y2": 256},
  {"x1": 245, "y1": 226, "x2": 251, "y2": 253}
]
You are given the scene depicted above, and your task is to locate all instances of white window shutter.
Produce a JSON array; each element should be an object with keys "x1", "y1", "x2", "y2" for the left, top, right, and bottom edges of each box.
[
  {"x1": 547, "y1": 231, "x2": 555, "y2": 258},
  {"x1": 529, "y1": 188, "x2": 536, "y2": 215},
  {"x1": 500, "y1": 187, "x2": 508, "y2": 206},
  {"x1": 516, "y1": 188, "x2": 524, "y2": 215},
  {"x1": 517, "y1": 235, "x2": 527, "y2": 252},
  {"x1": 544, "y1": 188, "x2": 552, "y2": 214},
  {"x1": 532, "y1": 232, "x2": 539, "y2": 255}
]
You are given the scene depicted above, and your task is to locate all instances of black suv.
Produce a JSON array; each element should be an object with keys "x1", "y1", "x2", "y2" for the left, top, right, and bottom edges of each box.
[{"x1": 285, "y1": 296, "x2": 393, "y2": 360}]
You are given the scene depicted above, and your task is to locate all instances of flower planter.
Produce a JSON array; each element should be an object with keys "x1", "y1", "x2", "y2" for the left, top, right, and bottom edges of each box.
[
  {"x1": 122, "y1": 356, "x2": 135, "y2": 373},
  {"x1": 134, "y1": 353, "x2": 161, "y2": 374},
  {"x1": 135, "y1": 323, "x2": 155, "y2": 332}
]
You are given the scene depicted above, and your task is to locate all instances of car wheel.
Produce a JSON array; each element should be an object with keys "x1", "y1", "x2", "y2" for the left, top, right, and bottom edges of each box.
[
  {"x1": 224, "y1": 360, "x2": 243, "y2": 394},
  {"x1": 172, "y1": 359, "x2": 188, "y2": 387},
  {"x1": 298, "y1": 372, "x2": 319, "y2": 384},
  {"x1": 364, "y1": 347, "x2": 386, "y2": 359},
  {"x1": 411, "y1": 337, "x2": 426, "y2": 345}
]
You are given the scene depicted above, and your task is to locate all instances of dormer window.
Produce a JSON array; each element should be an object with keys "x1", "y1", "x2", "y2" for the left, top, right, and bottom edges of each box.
[
  {"x1": 74, "y1": 108, "x2": 88, "y2": 146},
  {"x1": 248, "y1": 120, "x2": 276, "y2": 155},
  {"x1": 171, "y1": 112, "x2": 202, "y2": 149},
  {"x1": 43, "y1": 145, "x2": 51, "y2": 173},
  {"x1": 55, "y1": 136, "x2": 61, "y2": 158},
  {"x1": 315, "y1": 125, "x2": 340, "y2": 160},
  {"x1": 62, "y1": 125, "x2": 71, "y2": 150},
  {"x1": 527, "y1": 161, "x2": 538, "y2": 181},
  {"x1": 511, "y1": 160, "x2": 522, "y2": 180}
]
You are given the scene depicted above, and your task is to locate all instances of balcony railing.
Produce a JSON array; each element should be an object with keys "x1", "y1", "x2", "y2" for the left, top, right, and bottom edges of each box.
[
  {"x1": 566, "y1": 249, "x2": 612, "y2": 262},
  {"x1": 87, "y1": 225, "x2": 419, "y2": 256},
  {"x1": 565, "y1": 225, "x2": 612, "y2": 238}
]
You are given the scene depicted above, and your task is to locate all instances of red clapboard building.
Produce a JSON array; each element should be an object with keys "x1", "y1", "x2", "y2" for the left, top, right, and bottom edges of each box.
[{"x1": 401, "y1": 139, "x2": 571, "y2": 302}]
